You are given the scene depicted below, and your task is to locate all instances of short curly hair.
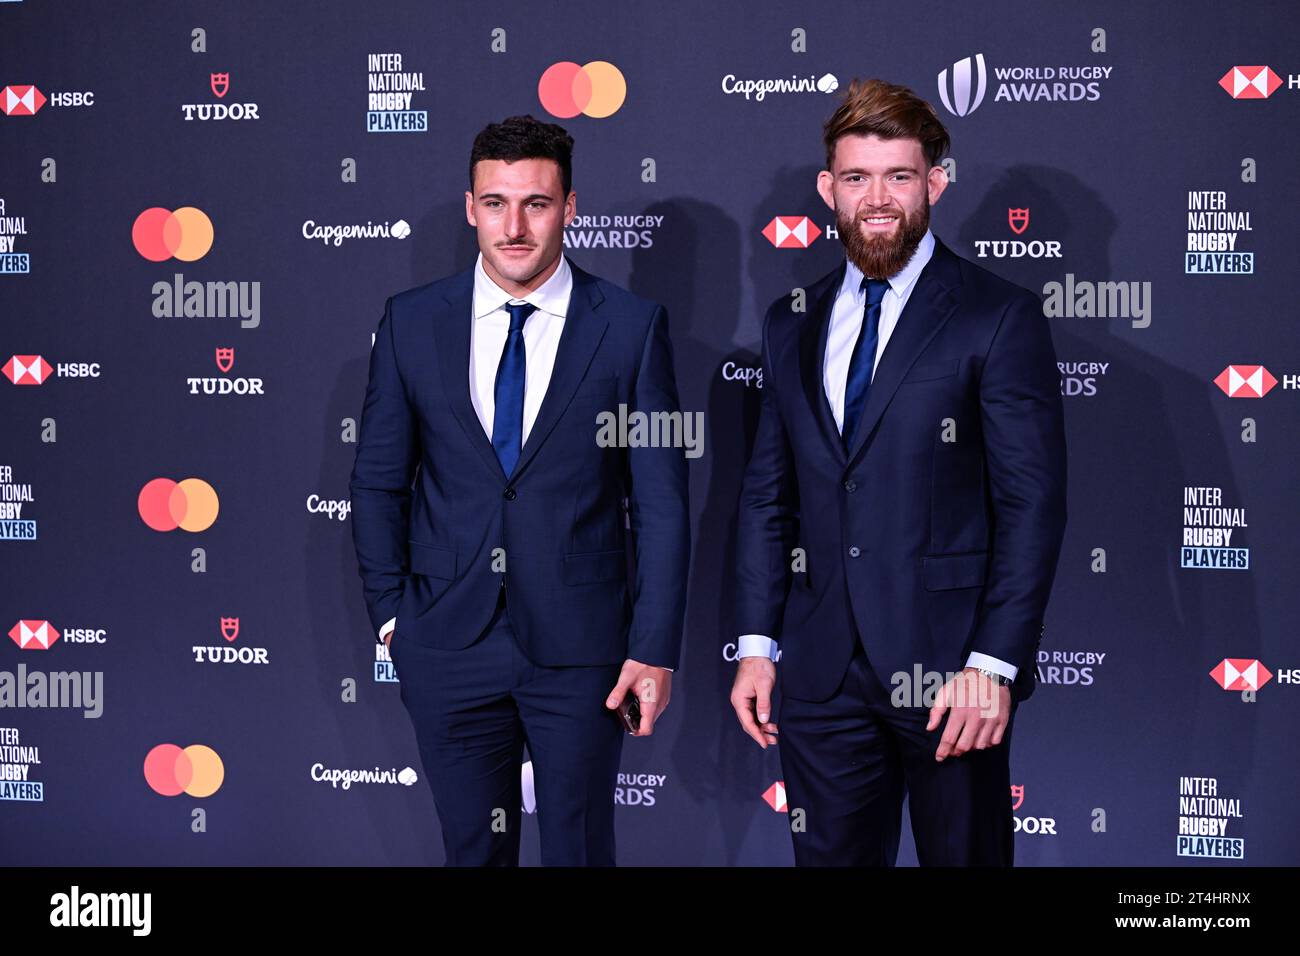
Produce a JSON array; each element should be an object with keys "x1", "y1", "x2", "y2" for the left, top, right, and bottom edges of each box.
[{"x1": 469, "y1": 114, "x2": 575, "y2": 197}]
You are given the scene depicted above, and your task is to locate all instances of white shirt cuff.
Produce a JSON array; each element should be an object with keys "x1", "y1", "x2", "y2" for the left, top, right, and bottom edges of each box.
[
  {"x1": 965, "y1": 651, "x2": 1018, "y2": 682},
  {"x1": 379, "y1": 617, "x2": 396, "y2": 640},
  {"x1": 737, "y1": 634, "x2": 779, "y2": 661}
]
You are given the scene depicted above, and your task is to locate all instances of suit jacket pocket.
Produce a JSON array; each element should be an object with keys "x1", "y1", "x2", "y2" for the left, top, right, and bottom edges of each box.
[
  {"x1": 901, "y1": 358, "x2": 958, "y2": 384},
  {"x1": 563, "y1": 548, "x2": 626, "y2": 585},
  {"x1": 921, "y1": 551, "x2": 988, "y2": 590},
  {"x1": 572, "y1": 375, "x2": 618, "y2": 403},
  {"x1": 409, "y1": 541, "x2": 457, "y2": 580}
]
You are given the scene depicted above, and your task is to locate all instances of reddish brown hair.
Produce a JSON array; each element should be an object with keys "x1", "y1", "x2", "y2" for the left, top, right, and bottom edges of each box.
[{"x1": 822, "y1": 78, "x2": 951, "y2": 171}]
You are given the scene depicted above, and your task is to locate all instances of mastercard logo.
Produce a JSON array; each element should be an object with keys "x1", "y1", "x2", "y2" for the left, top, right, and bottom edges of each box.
[
  {"x1": 138, "y1": 477, "x2": 219, "y2": 532},
  {"x1": 144, "y1": 743, "x2": 225, "y2": 797},
  {"x1": 538, "y1": 61, "x2": 626, "y2": 118},
  {"x1": 132, "y1": 206, "x2": 214, "y2": 262}
]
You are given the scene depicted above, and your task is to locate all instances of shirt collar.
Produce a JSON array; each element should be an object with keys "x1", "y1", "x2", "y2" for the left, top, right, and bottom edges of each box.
[
  {"x1": 473, "y1": 251, "x2": 572, "y2": 319},
  {"x1": 842, "y1": 227, "x2": 936, "y2": 301}
]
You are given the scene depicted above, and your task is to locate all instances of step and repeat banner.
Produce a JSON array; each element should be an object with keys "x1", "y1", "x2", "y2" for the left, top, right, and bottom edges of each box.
[{"x1": 2, "y1": 0, "x2": 1298, "y2": 866}]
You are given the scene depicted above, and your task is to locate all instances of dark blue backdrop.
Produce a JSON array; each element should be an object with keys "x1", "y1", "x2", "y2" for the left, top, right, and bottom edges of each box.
[{"x1": 2, "y1": 0, "x2": 1297, "y2": 865}]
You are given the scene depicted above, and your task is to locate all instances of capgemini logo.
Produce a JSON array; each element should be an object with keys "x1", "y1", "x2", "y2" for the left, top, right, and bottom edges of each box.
[{"x1": 938, "y1": 53, "x2": 987, "y2": 117}]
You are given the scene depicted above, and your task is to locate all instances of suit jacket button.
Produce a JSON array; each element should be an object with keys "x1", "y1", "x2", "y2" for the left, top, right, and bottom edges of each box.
[
  {"x1": 503, "y1": 488, "x2": 517, "y2": 500},
  {"x1": 843, "y1": 479, "x2": 857, "y2": 493},
  {"x1": 848, "y1": 546, "x2": 861, "y2": 558}
]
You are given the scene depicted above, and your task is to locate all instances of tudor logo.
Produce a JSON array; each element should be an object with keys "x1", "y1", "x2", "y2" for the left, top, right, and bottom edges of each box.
[
  {"x1": 1008, "y1": 207, "x2": 1030, "y2": 235},
  {"x1": 215, "y1": 347, "x2": 234, "y2": 374},
  {"x1": 220, "y1": 617, "x2": 240, "y2": 642},
  {"x1": 210, "y1": 73, "x2": 230, "y2": 99}
]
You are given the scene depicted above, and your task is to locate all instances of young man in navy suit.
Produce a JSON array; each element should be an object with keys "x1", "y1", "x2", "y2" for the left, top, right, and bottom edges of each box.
[
  {"x1": 730, "y1": 79, "x2": 1067, "y2": 865},
  {"x1": 350, "y1": 115, "x2": 689, "y2": 866}
]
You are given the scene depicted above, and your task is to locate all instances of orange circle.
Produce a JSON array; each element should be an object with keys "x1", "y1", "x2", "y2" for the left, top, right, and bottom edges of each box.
[
  {"x1": 581, "y1": 62, "x2": 625, "y2": 118},
  {"x1": 174, "y1": 478, "x2": 219, "y2": 532},
  {"x1": 170, "y1": 207, "x2": 213, "y2": 261},
  {"x1": 182, "y1": 745, "x2": 224, "y2": 797}
]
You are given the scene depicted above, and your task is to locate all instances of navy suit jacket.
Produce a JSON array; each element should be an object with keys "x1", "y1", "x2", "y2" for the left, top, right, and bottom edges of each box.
[
  {"x1": 349, "y1": 256, "x2": 689, "y2": 669},
  {"x1": 735, "y1": 235, "x2": 1067, "y2": 702}
]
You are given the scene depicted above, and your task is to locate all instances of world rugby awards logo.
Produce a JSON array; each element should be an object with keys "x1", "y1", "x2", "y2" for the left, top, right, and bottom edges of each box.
[{"x1": 938, "y1": 54, "x2": 987, "y2": 117}]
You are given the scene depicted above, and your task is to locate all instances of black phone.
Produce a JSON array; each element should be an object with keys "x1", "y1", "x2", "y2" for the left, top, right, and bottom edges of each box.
[{"x1": 618, "y1": 693, "x2": 642, "y2": 734}]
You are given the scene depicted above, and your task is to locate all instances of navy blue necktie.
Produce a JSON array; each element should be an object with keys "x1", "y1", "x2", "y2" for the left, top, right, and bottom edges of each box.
[
  {"x1": 841, "y1": 277, "x2": 890, "y2": 448},
  {"x1": 492, "y1": 301, "x2": 536, "y2": 477}
]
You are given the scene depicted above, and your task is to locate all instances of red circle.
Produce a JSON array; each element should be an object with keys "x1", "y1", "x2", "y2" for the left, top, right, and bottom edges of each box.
[
  {"x1": 132, "y1": 208, "x2": 174, "y2": 262},
  {"x1": 138, "y1": 477, "x2": 179, "y2": 531},
  {"x1": 538, "y1": 61, "x2": 585, "y2": 118},
  {"x1": 143, "y1": 743, "x2": 186, "y2": 796}
]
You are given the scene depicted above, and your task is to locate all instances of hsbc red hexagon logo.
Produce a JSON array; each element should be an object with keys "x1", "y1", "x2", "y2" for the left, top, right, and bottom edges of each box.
[
  {"x1": 1210, "y1": 658, "x2": 1272, "y2": 691},
  {"x1": 8, "y1": 620, "x2": 61, "y2": 650},
  {"x1": 1214, "y1": 365, "x2": 1276, "y2": 398},
  {"x1": 762, "y1": 216, "x2": 821, "y2": 249},
  {"x1": 0, "y1": 85, "x2": 47, "y2": 116},
  {"x1": 1218, "y1": 66, "x2": 1281, "y2": 99},
  {"x1": 4, "y1": 355, "x2": 54, "y2": 385}
]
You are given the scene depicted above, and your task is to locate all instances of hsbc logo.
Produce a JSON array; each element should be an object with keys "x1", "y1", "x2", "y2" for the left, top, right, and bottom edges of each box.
[
  {"x1": 8, "y1": 620, "x2": 59, "y2": 650},
  {"x1": 1, "y1": 85, "x2": 45, "y2": 115},
  {"x1": 1210, "y1": 658, "x2": 1272, "y2": 691},
  {"x1": 7, "y1": 621, "x2": 105, "y2": 648},
  {"x1": 1215, "y1": 365, "x2": 1276, "y2": 398},
  {"x1": 0, "y1": 85, "x2": 94, "y2": 114},
  {"x1": 4, "y1": 355, "x2": 51, "y2": 385},
  {"x1": 762, "y1": 781, "x2": 787, "y2": 812},
  {"x1": 4, "y1": 356, "x2": 101, "y2": 384},
  {"x1": 762, "y1": 216, "x2": 821, "y2": 249},
  {"x1": 1219, "y1": 66, "x2": 1281, "y2": 99}
]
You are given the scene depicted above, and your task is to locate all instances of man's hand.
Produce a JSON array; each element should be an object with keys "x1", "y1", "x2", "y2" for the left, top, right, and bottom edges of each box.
[
  {"x1": 383, "y1": 631, "x2": 393, "y2": 651},
  {"x1": 927, "y1": 667, "x2": 1011, "y2": 762},
  {"x1": 605, "y1": 660, "x2": 672, "y2": 736},
  {"x1": 730, "y1": 657, "x2": 779, "y2": 749}
]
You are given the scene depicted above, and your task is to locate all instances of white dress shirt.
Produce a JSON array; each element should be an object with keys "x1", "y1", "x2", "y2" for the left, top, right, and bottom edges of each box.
[{"x1": 737, "y1": 229, "x2": 1018, "y2": 682}]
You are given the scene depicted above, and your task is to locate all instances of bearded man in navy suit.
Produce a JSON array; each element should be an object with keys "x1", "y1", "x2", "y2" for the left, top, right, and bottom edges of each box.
[
  {"x1": 350, "y1": 115, "x2": 689, "y2": 866},
  {"x1": 731, "y1": 79, "x2": 1067, "y2": 866}
]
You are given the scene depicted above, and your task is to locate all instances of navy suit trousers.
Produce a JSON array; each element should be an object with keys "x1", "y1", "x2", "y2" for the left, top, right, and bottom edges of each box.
[
  {"x1": 390, "y1": 596, "x2": 625, "y2": 866},
  {"x1": 778, "y1": 598, "x2": 1018, "y2": 866}
]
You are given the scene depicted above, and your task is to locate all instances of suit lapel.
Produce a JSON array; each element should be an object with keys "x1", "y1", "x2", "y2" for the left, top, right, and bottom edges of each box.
[
  {"x1": 434, "y1": 267, "x2": 508, "y2": 483},
  {"x1": 798, "y1": 261, "x2": 849, "y2": 465},
  {"x1": 511, "y1": 258, "x2": 607, "y2": 480},
  {"x1": 843, "y1": 236, "x2": 963, "y2": 468}
]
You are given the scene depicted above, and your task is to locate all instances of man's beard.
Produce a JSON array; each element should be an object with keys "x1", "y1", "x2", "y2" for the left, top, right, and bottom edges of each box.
[{"x1": 835, "y1": 200, "x2": 929, "y2": 280}]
